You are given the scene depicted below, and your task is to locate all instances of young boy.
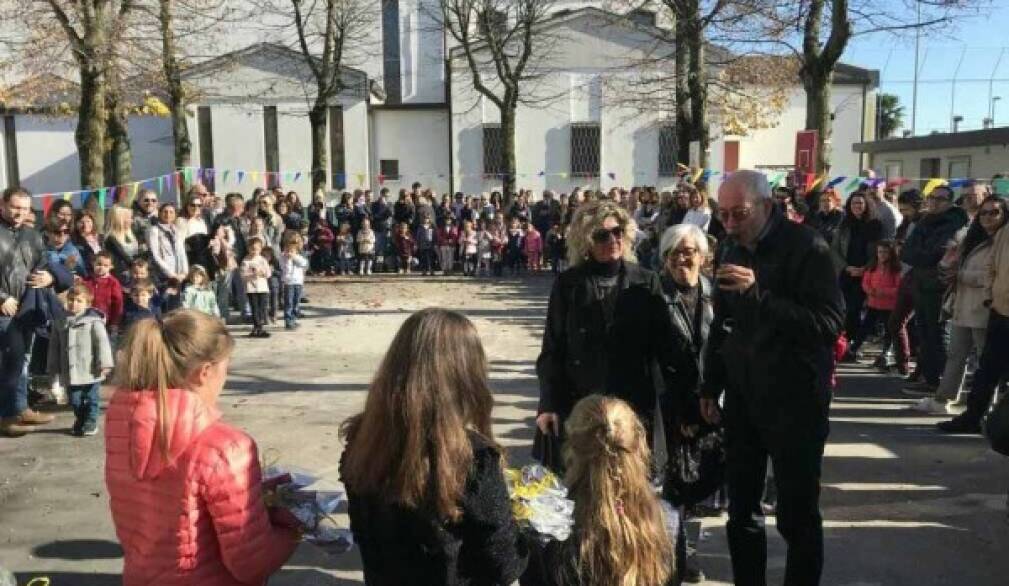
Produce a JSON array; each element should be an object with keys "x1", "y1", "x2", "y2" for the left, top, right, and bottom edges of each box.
[
  {"x1": 47, "y1": 285, "x2": 114, "y2": 436},
  {"x1": 121, "y1": 278, "x2": 162, "y2": 332},
  {"x1": 127, "y1": 258, "x2": 164, "y2": 314},
  {"x1": 281, "y1": 235, "x2": 309, "y2": 330},
  {"x1": 83, "y1": 252, "x2": 124, "y2": 333},
  {"x1": 242, "y1": 237, "x2": 272, "y2": 338}
]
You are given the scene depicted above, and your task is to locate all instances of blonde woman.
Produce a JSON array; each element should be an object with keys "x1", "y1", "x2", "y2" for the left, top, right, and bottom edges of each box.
[
  {"x1": 104, "y1": 206, "x2": 140, "y2": 284},
  {"x1": 681, "y1": 185, "x2": 712, "y2": 231},
  {"x1": 535, "y1": 199, "x2": 692, "y2": 468},
  {"x1": 523, "y1": 395, "x2": 679, "y2": 586}
]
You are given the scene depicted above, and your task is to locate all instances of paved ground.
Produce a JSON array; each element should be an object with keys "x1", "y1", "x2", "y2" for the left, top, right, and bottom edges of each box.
[{"x1": 1, "y1": 274, "x2": 1007, "y2": 585}]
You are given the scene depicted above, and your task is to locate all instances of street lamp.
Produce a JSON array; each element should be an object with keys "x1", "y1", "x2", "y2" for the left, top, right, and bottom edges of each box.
[
  {"x1": 953, "y1": 115, "x2": 964, "y2": 133},
  {"x1": 993, "y1": 96, "x2": 1002, "y2": 127}
]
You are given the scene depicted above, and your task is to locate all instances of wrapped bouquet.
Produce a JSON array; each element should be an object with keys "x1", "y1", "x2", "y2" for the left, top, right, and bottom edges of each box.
[
  {"x1": 504, "y1": 464, "x2": 574, "y2": 543},
  {"x1": 263, "y1": 465, "x2": 354, "y2": 553}
]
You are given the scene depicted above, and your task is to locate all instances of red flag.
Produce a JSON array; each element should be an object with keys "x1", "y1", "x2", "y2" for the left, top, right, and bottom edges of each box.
[{"x1": 41, "y1": 194, "x2": 53, "y2": 216}]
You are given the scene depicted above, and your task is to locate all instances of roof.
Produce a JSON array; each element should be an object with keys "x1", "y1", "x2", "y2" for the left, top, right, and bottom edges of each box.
[
  {"x1": 853, "y1": 127, "x2": 1009, "y2": 154},
  {"x1": 0, "y1": 73, "x2": 80, "y2": 113},
  {"x1": 833, "y1": 62, "x2": 879, "y2": 87}
]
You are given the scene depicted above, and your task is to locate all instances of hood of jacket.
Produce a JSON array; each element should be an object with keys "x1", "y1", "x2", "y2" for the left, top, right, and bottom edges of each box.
[
  {"x1": 108, "y1": 388, "x2": 221, "y2": 480},
  {"x1": 65, "y1": 307, "x2": 106, "y2": 326}
]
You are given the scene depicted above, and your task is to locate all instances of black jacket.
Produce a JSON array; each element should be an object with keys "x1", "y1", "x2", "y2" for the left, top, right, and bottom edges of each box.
[
  {"x1": 901, "y1": 205, "x2": 969, "y2": 270},
  {"x1": 660, "y1": 275, "x2": 714, "y2": 426},
  {"x1": 343, "y1": 433, "x2": 527, "y2": 586},
  {"x1": 702, "y1": 211, "x2": 844, "y2": 439},
  {"x1": 103, "y1": 234, "x2": 137, "y2": 285},
  {"x1": 536, "y1": 261, "x2": 693, "y2": 427},
  {"x1": 393, "y1": 200, "x2": 416, "y2": 226},
  {"x1": 0, "y1": 219, "x2": 73, "y2": 315}
]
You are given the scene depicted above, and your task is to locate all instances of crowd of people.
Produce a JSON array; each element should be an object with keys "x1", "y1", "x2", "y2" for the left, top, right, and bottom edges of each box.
[{"x1": 1, "y1": 165, "x2": 1007, "y2": 585}]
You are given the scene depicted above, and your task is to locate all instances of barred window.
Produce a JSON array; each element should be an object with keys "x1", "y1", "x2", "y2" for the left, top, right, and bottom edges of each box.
[
  {"x1": 380, "y1": 159, "x2": 400, "y2": 181},
  {"x1": 658, "y1": 125, "x2": 677, "y2": 177},
  {"x1": 483, "y1": 124, "x2": 505, "y2": 176},
  {"x1": 570, "y1": 123, "x2": 600, "y2": 177}
]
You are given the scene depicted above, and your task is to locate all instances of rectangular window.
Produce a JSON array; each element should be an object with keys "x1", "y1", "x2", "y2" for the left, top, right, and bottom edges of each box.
[
  {"x1": 658, "y1": 125, "x2": 677, "y2": 177},
  {"x1": 329, "y1": 106, "x2": 346, "y2": 189},
  {"x1": 197, "y1": 106, "x2": 215, "y2": 191},
  {"x1": 3, "y1": 115, "x2": 19, "y2": 187},
  {"x1": 263, "y1": 106, "x2": 280, "y2": 188},
  {"x1": 380, "y1": 159, "x2": 400, "y2": 181},
  {"x1": 919, "y1": 157, "x2": 940, "y2": 187},
  {"x1": 480, "y1": 9, "x2": 507, "y2": 38},
  {"x1": 570, "y1": 123, "x2": 601, "y2": 177},
  {"x1": 482, "y1": 124, "x2": 505, "y2": 176},
  {"x1": 382, "y1": 0, "x2": 402, "y2": 104},
  {"x1": 947, "y1": 156, "x2": 970, "y2": 179},
  {"x1": 883, "y1": 160, "x2": 902, "y2": 180},
  {"x1": 628, "y1": 9, "x2": 656, "y2": 27}
]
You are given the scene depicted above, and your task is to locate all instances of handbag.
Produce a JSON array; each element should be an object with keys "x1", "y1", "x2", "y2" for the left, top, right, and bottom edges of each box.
[
  {"x1": 984, "y1": 390, "x2": 1009, "y2": 457},
  {"x1": 531, "y1": 428, "x2": 564, "y2": 474}
]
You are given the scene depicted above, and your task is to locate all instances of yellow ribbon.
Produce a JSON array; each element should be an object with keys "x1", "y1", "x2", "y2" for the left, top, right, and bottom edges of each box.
[{"x1": 922, "y1": 178, "x2": 947, "y2": 197}]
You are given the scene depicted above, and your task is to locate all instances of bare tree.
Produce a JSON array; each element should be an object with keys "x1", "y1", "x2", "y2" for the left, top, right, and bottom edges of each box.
[{"x1": 440, "y1": 0, "x2": 557, "y2": 199}]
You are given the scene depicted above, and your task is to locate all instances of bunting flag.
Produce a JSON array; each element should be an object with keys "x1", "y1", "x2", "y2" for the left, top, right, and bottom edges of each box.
[
  {"x1": 806, "y1": 173, "x2": 827, "y2": 192},
  {"x1": 41, "y1": 194, "x2": 54, "y2": 215},
  {"x1": 947, "y1": 178, "x2": 970, "y2": 188},
  {"x1": 355, "y1": 173, "x2": 365, "y2": 186},
  {"x1": 157, "y1": 176, "x2": 165, "y2": 194},
  {"x1": 250, "y1": 171, "x2": 259, "y2": 183},
  {"x1": 767, "y1": 172, "x2": 785, "y2": 188},
  {"x1": 843, "y1": 177, "x2": 862, "y2": 193},
  {"x1": 63, "y1": 192, "x2": 72, "y2": 202},
  {"x1": 377, "y1": 174, "x2": 385, "y2": 185},
  {"x1": 886, "y1": 177, "x2": 910, "y2": 187},
  {"x1": 131, "y1": 182, "x2": 140, "y2": 202},
  {"x1": 691, "y1": 168, "x2": 705, "y2": 184},
  {"x1": 922, "y1": 178, "x2": 948, "y2": 197},
  {"x1": 223, "y1": 170, "x2": 231, "y2": 184},
  {"x1": 237, "y1": 170, "x2": 246, "y2": 183},
  {"x1": 559, "y1": 172, "x2": 568, "y2": 180},
  {"x1": 995, "y1": 178, "x2": 1009, "y2": 194},
  {"x1": 97, "y1": 188, "x2": 107, "y2": 209},
  {"x1": 827, "y1": 176, "x2": 847, "y2": 188},
  {"x1": 294, "y1": 171, "x2": 302, "y2": 183},
  {"x1": 538, "y1": 170, "x2": 546, "y2": 177},
  {"x1": 607, "y1": 172, "x2": 616, "y2": 181}
]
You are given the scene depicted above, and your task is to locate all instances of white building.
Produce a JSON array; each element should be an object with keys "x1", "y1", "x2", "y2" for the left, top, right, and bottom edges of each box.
[{"x1": 0, "y1": 3, "x2": 878, "y2": 203}]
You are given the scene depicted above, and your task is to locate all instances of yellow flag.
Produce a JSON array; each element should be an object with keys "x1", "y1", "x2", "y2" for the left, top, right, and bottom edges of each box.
[
  {"x1": 559, "y1": 172, "x2": 568, "y2": 180},
  {"x1": 356, "y1": 173, "x2": 365, "y2": 186},
  {"x1": 808, "y1": 174, "x2": 827, "y2": 191},
  {"x1": 63, "y1": 192, "x2": 72, "y2": 202},
  {"x1": 923, "y1": 178, "x2": 947, "y2": 197},
  {"x1": 691, "y1": 168, "x2": 705, "y2": 184},
  {"x1": 250, "y1": 171, "x2": 259, "y2": 183}
]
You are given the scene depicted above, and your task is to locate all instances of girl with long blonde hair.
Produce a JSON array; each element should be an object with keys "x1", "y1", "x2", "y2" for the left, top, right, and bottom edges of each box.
[
  {"x1": 526, "y1": 395, "x2": 679, "y2": 586},
  {"x1": 103, "y1": 206, "x2": 139, "y2": 284},
  {"x1": 340, "y1": 308, "x2": 526, "y2": 585}
]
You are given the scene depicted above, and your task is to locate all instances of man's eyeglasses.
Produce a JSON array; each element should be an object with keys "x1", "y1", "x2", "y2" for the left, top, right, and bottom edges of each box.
[
  {"x1": 591, "y1": 226, "x2": 624, "y2": 243},
  {"x1": 142, "y1": 198, "x2": 158, "y2": 204},
  {"x1": 668, "y1": 247, "x2": 698, "y2": 258},
  {"x1": 189, "y1": 202, "x2": 203, "y2": 208},
  {"x1": 718, "y1": 206, "x2": 754, "y2": 223}
]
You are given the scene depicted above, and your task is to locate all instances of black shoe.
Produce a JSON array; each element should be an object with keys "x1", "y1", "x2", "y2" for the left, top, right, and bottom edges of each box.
[
  {"x1": 840, "y1": 350, "x2": 861, "y2": 363},
  {"x1": 937, "y1": 416, "x2": 981, "y2": 434},
  {"x1": 682, "y1": 566, "x2": 705, "y2": 583},
  {"x1": 260, "y1": 330, "x2": 271, "y2": 338}
]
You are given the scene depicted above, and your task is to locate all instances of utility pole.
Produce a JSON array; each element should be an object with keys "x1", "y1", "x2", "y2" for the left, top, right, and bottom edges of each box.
[
  {"x1": 989, "y1": 48, "x2": 1006, "y2": 126},
  {"x1": 950, "y1": 46, "x2": 966, "y2": 133},
  {"x1": 911, "y1": 2, "x2": 920, "y2": 136}
]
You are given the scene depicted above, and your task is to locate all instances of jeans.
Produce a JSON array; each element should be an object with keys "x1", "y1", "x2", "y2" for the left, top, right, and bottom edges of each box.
[
  {"x1": 248, "y1": 292, "x2": 269, "y2": 331},
  {"x1": 886, "y1": 274, "x2": 915, "y2": 369},
  {"x1": 936, "y1": 325, "x2": 986, "y2": 402},
  {"x1": 911, "y1": 271, "x2": 947, "y2": 386},
  {"x1": 216, "y1": 270, "x2": 232, "y2": 321},
  {"x1": 418, "y1": 248, "x2": 436, "y2": 274},
  {"x1": 0, "y1": 316, "x2": 31, "y2": 418},
  {"x1": 267, "y1": 277, "x2": 280, "y2": 319},
  {"x1": 283, "y1": 284, "x2": 303, "y2": 327},
  {"x1": 229, "y1": 267, "x2": 247, "y2": 316},
  {"x1": 963, "y1": 311, "x2": 1009, "y2": 424},
  {"x1": 69, "y1": 382, "x2": 101, "y2": 428}
]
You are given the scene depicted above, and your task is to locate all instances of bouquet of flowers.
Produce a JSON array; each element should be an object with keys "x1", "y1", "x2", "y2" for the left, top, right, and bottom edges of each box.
[
  {"x1": 504, "y1": 464, "x2": 574, "y2": 543},
  {"x1": 263, "y1": 465, "x2": 354, "y2": 553}
]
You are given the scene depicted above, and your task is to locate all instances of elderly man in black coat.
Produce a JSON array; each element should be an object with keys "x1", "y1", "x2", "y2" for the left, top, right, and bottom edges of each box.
[{"x1": 700, "y1": 170, "x2": 844, "y2": 586}]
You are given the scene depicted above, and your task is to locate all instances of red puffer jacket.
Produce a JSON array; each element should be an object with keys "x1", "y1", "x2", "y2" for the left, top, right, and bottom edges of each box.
[{"x1": 105, "y1": 388, "x2": 298, "y2": 585}]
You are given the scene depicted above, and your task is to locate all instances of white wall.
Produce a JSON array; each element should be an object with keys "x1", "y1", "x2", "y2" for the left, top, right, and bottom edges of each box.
[
  {"x1": 371, "y1": 109, "x2": 451, "y2": 194},
  {"x1": 866, "y1": 144, "x2": 1009, "y2": 185},
  {"x1": 127, "y1": 116, "x2": 175, "y2": 185},
  {"x1": 11, "y1": 115, "x2": 80, "y2": 195},
  {"x1": 398, "y1": 0, "x2": 445, "y2": 104}
]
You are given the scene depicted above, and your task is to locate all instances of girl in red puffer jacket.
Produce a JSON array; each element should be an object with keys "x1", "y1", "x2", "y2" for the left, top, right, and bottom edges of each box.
[
  {"x1": 847, "y1": 240, "x2": 903, "y2": 364},
  {"x1": 105, "y1": 310, "x2": 298, "y2": 585}
]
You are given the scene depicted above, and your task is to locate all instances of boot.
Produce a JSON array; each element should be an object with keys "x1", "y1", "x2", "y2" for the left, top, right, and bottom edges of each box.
[
  {"x1": 1, "y1": 417, "x2": 33, "y2": 437},
  {"x1": 19, "y1": 408, "x2": 55, "y2": 425}
]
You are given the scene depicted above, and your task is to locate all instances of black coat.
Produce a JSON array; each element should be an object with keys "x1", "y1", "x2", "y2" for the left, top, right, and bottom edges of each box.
[
  {"x1": 1, "y1": 219, "x2": 71, "y2": 314},
  {"x1": 343, "y1": 433, "x2": 527, "y2": 586},
  {"x1": 702, "y1": 211, "x2": 844, "y2": 440},
  {"x1": 536, "y1": 261, "x2": 694, "y2": 430},
  {"x1": 659, "y1": 275, "x2": 714, "y2": 426}
]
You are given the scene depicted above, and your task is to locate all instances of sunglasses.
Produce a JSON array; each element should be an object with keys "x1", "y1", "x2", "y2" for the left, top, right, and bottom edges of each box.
[
  {"x1": 189, "y1": 202, "x2": 203, "y2": 208},
  {"x1": 718, "y1": 206, "x2": 754, "y2": 223},
  {"x1": 979, "y1": 209, "x2": 1003, "y2": 218},
  {"x1": 143, "y1": 198, "x2": 158, "y2": 204},
  {"x1": 591, "y1": 226, "x2": 624, "y2": 243}
]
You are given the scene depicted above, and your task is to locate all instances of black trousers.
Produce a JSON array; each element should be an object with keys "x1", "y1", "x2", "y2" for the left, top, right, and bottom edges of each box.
[
  {"x1": 964, "y1": 310, "x2": 1009, "y2": 423},
  {"x1": 725, "y1": 402, "x2": 827, "y2": 586},
  {"x1": 839, "y1": 274, "x2": 865, "y2": 339},
  {"x1": 248, "y1": 292, "x2": 269, "y2": 331}
]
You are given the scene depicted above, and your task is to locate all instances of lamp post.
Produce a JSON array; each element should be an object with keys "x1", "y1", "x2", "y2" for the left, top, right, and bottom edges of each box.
[{"x1": 993, "y1": 96, "x2": 1003, "y2": 127}]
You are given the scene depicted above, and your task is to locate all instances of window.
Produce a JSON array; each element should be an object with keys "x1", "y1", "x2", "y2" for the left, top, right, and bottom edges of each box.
[
  {"x1": 329, "y1": 107, "x2": 346, "y2": 189},
  {"x1": 480, "y1": 9, "x2": 508, "y2": 38},
  {"x1": 628, "y1": 9, "x2": 656, "y2": 27},
  {"x1": 263, "y1": 106, "x2": 280, "y2": 188},
  {"x1": 883, "y1": 160, "x2": 902, "y2": 180},
  {"x1": 919, "y1": 157, "x2": 940, "y2": 186},
  {"x1": 947, "y1": 156, "x2": 971, "y2": 179},
  {"x1": 482, "y1": 124, "x2": 505, "y2": 176},
  {"x1": 3, "y1": 115, "x2": 20, "y2": 187},
  {"x1": 380, "y1": 159, "x2": 400, "y2": 181},
  {"x1": 658, "y1": 125, "x2": 677, "y2": 177},
  {"x1": 382, "y1": 0, "x2": 402, "y2": 104},
  {"x1": 570, "y1": 123, "x2": 601, "y2": 177},
  {"x1": 198, "y1": 106, "x2": 215, "y2": 191}
]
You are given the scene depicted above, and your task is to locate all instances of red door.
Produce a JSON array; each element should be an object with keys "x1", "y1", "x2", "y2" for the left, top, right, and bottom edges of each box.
[{"x1": 724, "y1": 141, "x2": 739, "y2": 173}]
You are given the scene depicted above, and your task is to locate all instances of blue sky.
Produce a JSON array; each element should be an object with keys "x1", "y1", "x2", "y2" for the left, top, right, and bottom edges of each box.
[{"x1": 843, "y1": 1, "x2": 1009, "y2": 136}]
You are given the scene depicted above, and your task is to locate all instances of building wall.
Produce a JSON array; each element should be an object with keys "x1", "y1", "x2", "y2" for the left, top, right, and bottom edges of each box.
[
  {"x1": 371, "y1": 108, "x2": 451, "y2": 194},
  {"x1": 397, "y1": 0, "x2": 445, "y2": 104},
  {"x1": 865, "y1": 143, "x2": 1009, "y2": 185}
]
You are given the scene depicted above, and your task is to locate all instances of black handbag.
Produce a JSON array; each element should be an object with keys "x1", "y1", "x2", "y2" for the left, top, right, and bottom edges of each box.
[
  {"x1": 531, "y1": 428, "x2": 564, "y2": 474},
  {"x1": 984, "y1": 391, "x2": 1009, "y2": 456}
]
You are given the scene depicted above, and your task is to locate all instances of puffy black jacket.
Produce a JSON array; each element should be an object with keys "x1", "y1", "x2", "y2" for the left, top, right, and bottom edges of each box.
[
  {"x1": 343, "y1": 433, "x2": 527, "y2": 586},
  {"x1": 901, "y1": 205, "x2": 969, "y2": 269},
  {"x1": 702, "y1": 211, "x2": 844, "y2": 438}
]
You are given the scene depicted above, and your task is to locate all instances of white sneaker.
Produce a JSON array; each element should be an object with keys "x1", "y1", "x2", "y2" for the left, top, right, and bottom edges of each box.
[{"x1": 911, "y1": 397, "x2": 947, "y2": 413}]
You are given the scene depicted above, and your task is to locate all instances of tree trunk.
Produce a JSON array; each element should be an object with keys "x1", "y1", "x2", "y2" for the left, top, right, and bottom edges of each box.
[
  {"x1": 76, "y1": 64, "x2": 107, "y2": 190},
  {"x1": 309, "y1": 103, "x2": 329, "y2": 195},
  {"x1": 501, "y1": 104, "x2": 517, "y2": 207},
  {"x1": 106, "y1": 97, "x2": 132, "y2": 186},
  {"x1": 674, "y1": 14, "x2": 691, "y2": 166},
  {"x1": 802, "y1": 67, "x2": 832, "y2": 174},
  {"x1": 161, "y1": 0, "x2": 191, "y2": 181},
  {"x1": 686, "y1": 14, "x2": 708, "y2": 168}
]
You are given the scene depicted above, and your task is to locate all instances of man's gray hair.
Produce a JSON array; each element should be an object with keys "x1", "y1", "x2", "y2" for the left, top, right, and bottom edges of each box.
[
  {"x1": 729, "y1": 169, "x2": 772, "y2": 201},
  {"x1": 659, "y1": 223, "x2": 710, "y2": 260}
]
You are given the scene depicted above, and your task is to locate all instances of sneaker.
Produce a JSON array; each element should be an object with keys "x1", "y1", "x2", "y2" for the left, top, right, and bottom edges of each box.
[
  {"x1": 936, "y1": 416, "x2": 981, "y2": 434},
  {"x1": 284, "y1": 323, "x2": 295, "y2": 331},
  {"x1": 18, "y1": 408, "x2": 55, "y2": 425},
  {"x1": 901, "y1": 382, "x2": 936, "y2": 397},
  {"x1": 0, "y1": 417, "x2": 32, "y2": 437},
  {"x1": 71, "y1": 420, "x2": 83, "y2": 436},
  {"x1": 81, "y1": 421, "x2": 99, "y2": 436},
  {"x1": 911, "y1": 397, "x2": 947, "y2": 413},
  {"x1": 260, "y1": 330, "x2": 271, "y2": 338}
]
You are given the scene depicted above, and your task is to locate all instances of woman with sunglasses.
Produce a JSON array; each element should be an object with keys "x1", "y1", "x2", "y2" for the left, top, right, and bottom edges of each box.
[{"x1": 535, "y1": 199, "x2": 693, "y2": 471}]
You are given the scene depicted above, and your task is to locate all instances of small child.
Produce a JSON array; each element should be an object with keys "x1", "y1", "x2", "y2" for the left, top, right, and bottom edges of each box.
[
  {"x1": 336, "y1": 223, "x2": 356, "y2": 275},
  {"x1": 262, "y1": 246, "x2": 282, "y2": 324},
  {"x1": 415, "y1": 217, "x2": 437, "y2": 276},
  {"x1": 393, "y1": 222, "x2": 415, "y2": 275},
  {"x1": 546, "y1": 223, "x2": 567, "y2": 274},
  {"x1": 47, "y1": 285, "x2": 114, "y2": 436},
  {"x1": 311, "y1": 218, "x2": 336, "y2": 275},
  {"x1": 523, "y1": 223, "x2": 543, "y2": 272},
  {"x1": 458, "y1": 220, "x2": 478, "y2": 277},
  {"x1": 281, "y1": 235, "x2": 309, "y2": 330},
  {"x1": 849, "y1": 239, "x2": 902, "y2": 364},
  {"x1": 356, "y1": 218, "x2": 376, "y2": 275},
  {"x1": 83, "y1": 252, "x2": 124, "y2": 333},
  {"x1": 490, "y1": 219, "x2": 506, "y2": 277},
  {"x1": 127, "y1": 258, "x2": 164, "y2": 315},
  {"x1": 242, "y1": 237, "x2": 272, "y2": 338},
  {"x1": 182, "y1": 265, "x2": 220, "y2": 318},
  {"x1": 121, "y1": 278, "x2": 162, "y2": 333},
  {"x1": 476, "y1": 222, "x2": 493, "y2": 277},
  {"x1": 506, "y1": 219, "x2": 525, "y2": 275}
]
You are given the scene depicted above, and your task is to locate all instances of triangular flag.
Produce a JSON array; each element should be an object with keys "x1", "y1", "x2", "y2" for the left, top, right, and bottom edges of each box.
[
  {"x1": 827, "y1": 176, "x2": 847, "y2": 188},
  {"x1": 538, "y1": 170, "x2": 546, "y2": 177},
  {"x1": 922, "y1": 178, "x2": 947, "y2": 197},
  {"x1": 607, "y1": 172, "x2": 616, "y2": 181},
  {"x1": 767, "y1": 172, "x2": 784, "y2": 188},
  {"x1": 131, "y1": 182, "x2": 140, "y2": 202},
  {"x1": 947, "y1": 178, "x2": 969, "y2": 188},
  {"x1": 559, "y1": 172, "x2": 568, "y2": 179},
  {"x1": 355, "y1": 173, "x2": 365, "y2": 186},
  {"x1": 109, "y1": 186, "x2": 118, "y2": 205},
  {"x1": 97, "y1": 188, "x2": 107, "y2": 208},
  {"x1": 41, "y1": 194, "x2": 53, "y2": 216},
  {"x1": 250, "y1": 171, "x2": 258, "y2": 183},
  {"x1": 183, "y1": 168, "x2": 194, "y2": 185},
  {"x1": 158, "y1": 176, "x2": 164, "y2": 193},
  {"x1": 886, "y1": 177, "x2": 909, "y2": 187},
  {"x1": 691, "y1": 168, "x2": 705, "y2": 184},
  {"x1": 294, "y1": 171, "x2": 302, "y2": 182},
  {"x1": 378, "y1": 173, "x2": 385, "y2": 185},
  {"x1": 63, "y1": 192, "x2": 72, "y2": 202},
  {"x1": 843, "y1": 177, "x2": 862, "y2": 192},
  {"x1": 993, "y1": 178, "x2": 1009, "y2": 195},
  {"x1": 237, "y1": 170, "x2": 246, "y2": 183}
]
